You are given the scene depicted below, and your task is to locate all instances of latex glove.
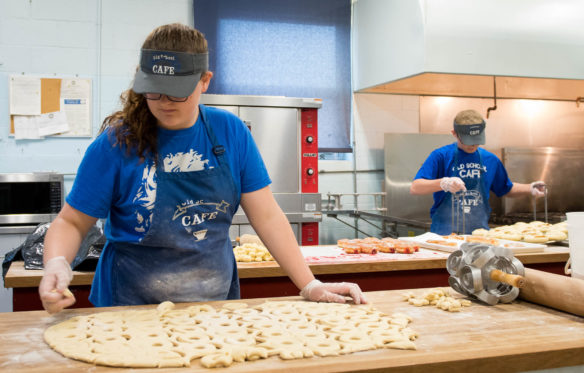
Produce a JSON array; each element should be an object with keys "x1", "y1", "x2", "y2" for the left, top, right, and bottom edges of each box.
[
  {"x1": 440, "y1": 177, "x2": 467, "y2": 193},
  {"x1": 530, "y1": 181, "x2": 546, "y2": 198},
  {"x1": 300, "y1": 279, "x2": 367, "y2": 304},
  {"x1": 38, "y1": 256, "x2": 76, "y2": 314}
]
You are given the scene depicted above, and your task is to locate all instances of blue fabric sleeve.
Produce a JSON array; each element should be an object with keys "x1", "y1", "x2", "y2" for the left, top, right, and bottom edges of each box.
[
  {"x1": 414, "y1": 149, "x2": 441, "y2": 180},
  {"x1": 488, "y1": 154, "x2": 513, "y2": 197}
]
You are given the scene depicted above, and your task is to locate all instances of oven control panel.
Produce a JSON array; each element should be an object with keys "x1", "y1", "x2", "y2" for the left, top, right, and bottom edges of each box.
[{"x1": 301, "y1": 108, "x2": 318, "y2": 193}]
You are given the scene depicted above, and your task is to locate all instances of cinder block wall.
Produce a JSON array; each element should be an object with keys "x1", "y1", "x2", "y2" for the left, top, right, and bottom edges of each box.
[{"x1": 0, "y1": 0, "x2": 193, "y2": 189}]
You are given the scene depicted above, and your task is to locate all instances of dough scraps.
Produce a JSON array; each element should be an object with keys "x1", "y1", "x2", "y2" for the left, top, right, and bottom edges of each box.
[
  {"x1": 402, "y1": 288, "x2": 472, "y2": 312},
  {"x1": 44, "y1": 300, "x2": 417, "y2": 368}
]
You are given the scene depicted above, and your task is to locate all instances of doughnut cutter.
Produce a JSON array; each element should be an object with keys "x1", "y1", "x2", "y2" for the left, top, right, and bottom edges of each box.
[
  {"x1": 451, "y1": 191, "x2": 467, "y2": 234},
  {"x1": 533, "y1": 185, "x2": 549, "y2": 223},
  {"x1": 447, "y1": 242, "x2": 526, "y2": 305}
]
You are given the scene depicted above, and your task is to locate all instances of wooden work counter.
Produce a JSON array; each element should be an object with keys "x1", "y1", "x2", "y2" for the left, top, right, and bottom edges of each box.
[
  {"x1": 4, "y1": 246, "x2": 570, "y2": 311},
  {"x1": 0, "y1": 289, "x2": 583, "y2": 373}
]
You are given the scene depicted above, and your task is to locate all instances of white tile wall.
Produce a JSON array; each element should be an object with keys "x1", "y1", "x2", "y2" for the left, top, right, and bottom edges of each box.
[{"x1": 318, "y1": 93, "x2": 420, "y2": 244}]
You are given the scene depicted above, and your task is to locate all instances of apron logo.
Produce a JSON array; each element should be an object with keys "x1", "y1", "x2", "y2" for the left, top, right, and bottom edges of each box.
[
  {"x1": 193, "y1": 229, "x2": 208, "y2": 241},
  {"x1": 171, "y1": 199, "x2": 231, "y2": 240},
  {"x1": 172, "y1": 199, "x2": 231, "y2": 221},
  {"x1": 460, "y1": 190, "x2": 483, "y2": 209}
]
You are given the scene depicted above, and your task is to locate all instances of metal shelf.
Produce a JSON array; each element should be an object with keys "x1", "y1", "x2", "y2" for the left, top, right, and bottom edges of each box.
[{"x1": 323, "y1": 209, "x2": 431, "y2": 238}]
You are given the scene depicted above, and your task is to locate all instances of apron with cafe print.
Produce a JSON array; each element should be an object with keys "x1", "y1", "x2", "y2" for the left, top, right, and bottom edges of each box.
[
  {"x1": 431, "y1": 148, "x2": 490, "y2": 235},
  {"x1": 93, "y1": 105, "x2": 240, "y2": 306}
]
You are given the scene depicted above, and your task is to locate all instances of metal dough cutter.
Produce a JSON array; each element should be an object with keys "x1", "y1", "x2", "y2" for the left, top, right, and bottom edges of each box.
[
  {"x1": 533, "y1": 184, "x2": 549, "y2": 223},
  {"x1": 446, "y1": 242, "x2": 526, "y2": 305},
  {"x1": 451, "y1": 191, "x2": 466, "y2": 235}
]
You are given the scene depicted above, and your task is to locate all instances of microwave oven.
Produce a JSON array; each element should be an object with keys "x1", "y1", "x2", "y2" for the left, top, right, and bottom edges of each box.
[{"x1": 0, "y1": 173, "x2": 64, "y2": 227}]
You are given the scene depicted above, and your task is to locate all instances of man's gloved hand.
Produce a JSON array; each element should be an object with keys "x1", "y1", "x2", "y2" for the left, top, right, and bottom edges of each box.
[
  {"x1": 300, "y1": 279, "x2": 367, "y2": 304},
  {"x1": 530, "y1": 181, "x2": 546, "y2": 198},
  {"x1": 440, "y1": 177, "x2": 467, "y2": 193},
  {"x1": 38, "y1": 256, "x2": 76, "y2": 314}
]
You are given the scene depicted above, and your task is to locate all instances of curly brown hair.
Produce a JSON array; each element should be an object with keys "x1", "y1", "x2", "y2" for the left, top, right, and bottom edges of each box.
[{"x1": 100, "y1": 23, "x2": 208, "y2": 162}]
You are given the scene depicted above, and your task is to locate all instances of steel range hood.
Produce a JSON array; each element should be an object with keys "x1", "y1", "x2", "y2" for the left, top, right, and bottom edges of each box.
[{"x1": 352, "y1": 0, "x2": 584, "y2": 103}]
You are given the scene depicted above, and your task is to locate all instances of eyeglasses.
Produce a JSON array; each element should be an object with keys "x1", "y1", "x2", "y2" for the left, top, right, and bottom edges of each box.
[{"x1": 143, "y1": 93, "x2": 189, "y2": 102}]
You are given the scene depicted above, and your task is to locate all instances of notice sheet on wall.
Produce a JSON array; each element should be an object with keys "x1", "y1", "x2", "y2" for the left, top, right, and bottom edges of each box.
[{"x1": 8, "y1": 76, "x2": 92, "y2": 138}]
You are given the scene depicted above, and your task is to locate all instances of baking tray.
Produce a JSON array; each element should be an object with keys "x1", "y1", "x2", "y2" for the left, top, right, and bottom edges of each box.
[{"x1": 399, "y1": 232, "x2": 546, "y2": 253}]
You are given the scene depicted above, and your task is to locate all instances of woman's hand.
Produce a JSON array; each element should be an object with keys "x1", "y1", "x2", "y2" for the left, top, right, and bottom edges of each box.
[
  {"x1": 38, "y1": 256, "x2": 76, "y2": 314},
  {"x1": 300, "y1": 279, "x2": 367, "y2": 304}
]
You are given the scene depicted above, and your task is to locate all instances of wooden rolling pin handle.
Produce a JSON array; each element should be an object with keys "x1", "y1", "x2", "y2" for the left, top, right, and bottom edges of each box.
[{"x1": 490, "y1": 269, "x2": 526, "y2": 288}]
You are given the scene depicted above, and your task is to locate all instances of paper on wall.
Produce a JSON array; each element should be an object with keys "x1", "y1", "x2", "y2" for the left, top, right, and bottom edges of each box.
[
  {"x1": 60, "y1": 78, "x2": 91, "y2": 136},
  {"x1": 13, "y1": 115, "x2": 43, "y2": 139},
  {"x1": 12, "y1": 111, "x2": 70, "y2": 139},
  {"x1": 37, "y1": 111, "x2": 70, "y2": 136},
  {"x1": 9, "y1": 76, "x2": 41, "y2": 115}
]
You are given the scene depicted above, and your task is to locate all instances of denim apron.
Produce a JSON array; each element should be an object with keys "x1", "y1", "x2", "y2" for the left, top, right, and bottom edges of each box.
[
  {"x1": 430, "y1": 148, "x2": 489, "y2": 235},
  {"x1": 92, "y1": 105, "x2": 240, "y2": 306}
]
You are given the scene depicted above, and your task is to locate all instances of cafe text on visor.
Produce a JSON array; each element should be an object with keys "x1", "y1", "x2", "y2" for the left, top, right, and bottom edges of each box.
[{"x1": 132, "y1": 49, "x2": 208, "y2": 99}]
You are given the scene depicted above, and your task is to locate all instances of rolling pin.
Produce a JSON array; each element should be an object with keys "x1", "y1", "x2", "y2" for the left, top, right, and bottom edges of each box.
[
  {"x1": 519, "y1": 268, "x2": 584, "y2": 317},
  {"x1": 490, "y1": 269, "x2": 526, "y2": 288}
]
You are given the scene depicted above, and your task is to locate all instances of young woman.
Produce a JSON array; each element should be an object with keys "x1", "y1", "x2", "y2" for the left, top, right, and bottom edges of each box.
[{"x1": 39, "y1": 23, "x2": 365, "y2": 313}]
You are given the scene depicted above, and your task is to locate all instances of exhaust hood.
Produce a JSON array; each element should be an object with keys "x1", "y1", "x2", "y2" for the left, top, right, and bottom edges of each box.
[{"x1": 352, "y1": 0, "x2": 584, "y2": 102}]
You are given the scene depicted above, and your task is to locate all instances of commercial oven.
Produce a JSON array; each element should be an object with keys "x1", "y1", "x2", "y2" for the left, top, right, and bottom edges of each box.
[{"x1": 200, "y1": 94, "x2": 322, "y2": 245}]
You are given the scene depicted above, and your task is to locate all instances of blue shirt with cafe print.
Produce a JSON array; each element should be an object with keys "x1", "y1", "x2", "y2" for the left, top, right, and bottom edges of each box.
[
  {"x1": 414, "y1": 143, "x2": 513, "y2": 219},
  {"x1": 66, "y1": 105, "x2": 271, "y2": 243}
]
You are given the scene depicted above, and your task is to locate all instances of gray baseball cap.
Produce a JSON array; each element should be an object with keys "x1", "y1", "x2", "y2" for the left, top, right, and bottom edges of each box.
[
  {"x1": 132, "y1": 49, "x2": 208, "y2": 98},
  {"x1": 454, "y1": 121, "x2": 486, "y2": 145}
]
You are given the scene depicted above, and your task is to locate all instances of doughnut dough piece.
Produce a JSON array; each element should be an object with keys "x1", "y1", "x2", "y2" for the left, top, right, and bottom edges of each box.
[
  {"x1": 222, "y1": 302, "x2": 248, "y2": 311},
  {"x1": 45, "y1": 300, "x2": 418, "y2": 369},
  {"x1": 403, "y1": 288, "x2": 472, "y2": 312}
]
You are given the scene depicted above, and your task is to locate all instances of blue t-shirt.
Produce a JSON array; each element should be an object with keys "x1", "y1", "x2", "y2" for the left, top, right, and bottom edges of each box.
[
  {"x1": 414, "y1": 143, "x2": 513, "y2": 218},
  {"x1": 66, "y1": 105, "x2": 271, "y2": 243}
]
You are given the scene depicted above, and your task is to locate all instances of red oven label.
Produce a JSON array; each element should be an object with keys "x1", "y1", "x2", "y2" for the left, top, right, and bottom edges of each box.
[{"x1": 301, "y1": 108, "x2": 318, "y2": 194}]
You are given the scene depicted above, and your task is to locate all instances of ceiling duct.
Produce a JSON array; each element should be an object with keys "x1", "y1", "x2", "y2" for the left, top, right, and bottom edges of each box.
[{"x1": 352, "y1": 0, "x2": 584, "y2": 102}]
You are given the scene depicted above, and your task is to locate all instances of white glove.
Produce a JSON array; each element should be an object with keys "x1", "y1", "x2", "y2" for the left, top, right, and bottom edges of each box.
[
  {"x1": 300, "y1": 279, "x2": 367, "y2": 304},
  {"x1": 440, "y1": 177, "x2": 467, "y2": 193},
  {"x1": 38, "y1": 256, "x2": 76, "y2": 314},
  {"x1": 530, "y1": 181, "x2": 546, "y2": 198}
]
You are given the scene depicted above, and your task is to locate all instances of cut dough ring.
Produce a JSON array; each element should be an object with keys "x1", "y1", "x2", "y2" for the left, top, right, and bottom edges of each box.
[
  {"x1": 286, "y1": 322, "x2": 320, "y2": 333},
  {"x1": 292, "y1": 329, "x2": 328, "y2": 340},
  {"x1": 173, "y1": 332, "x2": 211, "y2": 345},
  {"x1": 256, "y1": 328, "x2": 289, "y2": 340},
  {"x1": 305, "y1": 338, "x2": 341, "y2": 356},
  {"x1": 206, "y1": 326, "x2": 248, "y2": 339},
  {"x1": 231, "y1": 308, "x2": 260, "y2": 316},
  {"x1": 251, "y1": 320, "x2": 281, "y2": 331},
  {"x1": 352, "y1": 314, "x2": 382, "y2": 324},
  {"x1": 212, "y1": 334, "x2": 256, "y2": 348},
  {"x1": 277, "y1": 315, "x2": 309, "y2": 324},
  {"x1": 358, "y1": 321, "x2": 389, "y2": 333},
  {"x1": 327, "y1": 325, "x2": 357, "y2": 335},
  {"x1": 315, "y1": 316, "x2": 348, "y2": 327}
]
